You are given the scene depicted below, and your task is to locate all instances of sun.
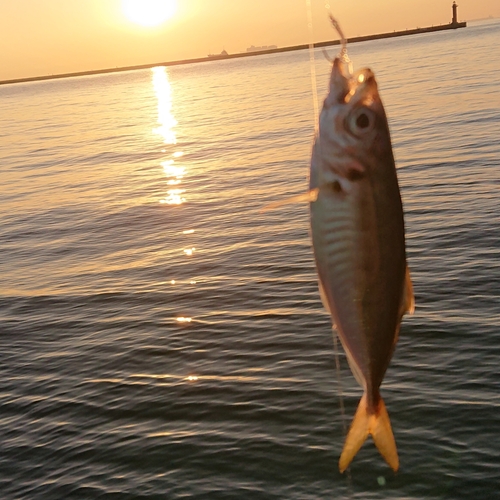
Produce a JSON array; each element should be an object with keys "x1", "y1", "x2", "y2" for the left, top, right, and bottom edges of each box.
[{"x1": 123, "y1": 0, "x2": 177, "y2": 27}]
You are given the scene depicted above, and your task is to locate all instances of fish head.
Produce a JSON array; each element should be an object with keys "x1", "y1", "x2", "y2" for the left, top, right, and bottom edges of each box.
[
  {"x1": 324, "y1": 57, "x2": 390, "y2": 140},
  {"x1": 311, "y1": 57, "x2": 394, "y2": 188}
]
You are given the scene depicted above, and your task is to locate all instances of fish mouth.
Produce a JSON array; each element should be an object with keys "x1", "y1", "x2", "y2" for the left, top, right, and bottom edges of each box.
[{"x1": 327, "y1": 57, "x2": 379, "y2": 107}]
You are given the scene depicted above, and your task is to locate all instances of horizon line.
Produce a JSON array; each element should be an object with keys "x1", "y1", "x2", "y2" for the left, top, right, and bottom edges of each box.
[{"x1": 0, "y1": 21, "x2": 468, "y2": 86}]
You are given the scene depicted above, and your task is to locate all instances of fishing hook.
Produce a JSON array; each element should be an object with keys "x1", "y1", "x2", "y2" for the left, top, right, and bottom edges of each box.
[{"x1": 323, "y1": 13, "x2": 353, "y2": 75}]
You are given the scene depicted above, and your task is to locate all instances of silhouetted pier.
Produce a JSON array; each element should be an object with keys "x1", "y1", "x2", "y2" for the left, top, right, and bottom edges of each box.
[{"x1": 0, "y1": 4, "x2": 466, "y2": 86}]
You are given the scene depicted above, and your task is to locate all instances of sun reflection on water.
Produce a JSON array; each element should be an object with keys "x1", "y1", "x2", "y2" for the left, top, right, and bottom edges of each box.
[
  {"x1": 151, "y1": 66, "x2": 186, "y2": 205},
  {"x1": 176, "y1": 317, "x2": 192, "y2": 323},
  {"x1": 151, "y1": 67, "x2": 197, "y2": 321},
  {"x1": 152, "y1": 67, "x2": 177, "y2": 145}
]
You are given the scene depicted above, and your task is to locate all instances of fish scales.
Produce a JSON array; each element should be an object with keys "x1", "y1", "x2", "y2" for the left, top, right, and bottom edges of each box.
[{"x1": 309, "y1": 56, "x2": 414, "y2": 472}]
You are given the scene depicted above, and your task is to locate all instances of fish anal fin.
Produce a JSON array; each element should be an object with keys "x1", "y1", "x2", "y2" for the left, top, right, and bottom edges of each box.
[
  {"x1": 318, "y1": 279, "x2": 331, "y2": 315},
  {"x1": 339, "y1": 393, "x2": 399, "y2": 473},
  {"x1": 317, "y1": 281, "x2": 366, "y2": 389},
  {"x1": 343, "y1": 341, "x2": 366, "y2": 389}
]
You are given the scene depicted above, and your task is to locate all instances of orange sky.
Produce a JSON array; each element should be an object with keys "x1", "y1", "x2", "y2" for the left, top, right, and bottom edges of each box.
[{"x1": 0, "y1": 0, "x2": 498, "y2": 81}]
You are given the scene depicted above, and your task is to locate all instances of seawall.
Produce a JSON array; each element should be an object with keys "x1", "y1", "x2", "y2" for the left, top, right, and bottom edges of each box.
[{"x1": 0, "y1": 22, "x2": 466, "y2": 86}]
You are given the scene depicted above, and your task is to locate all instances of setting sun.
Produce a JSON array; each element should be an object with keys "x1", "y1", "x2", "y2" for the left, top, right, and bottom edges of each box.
[{"x1": 123, "y1": 0, "x2": 177, "y2": 27}]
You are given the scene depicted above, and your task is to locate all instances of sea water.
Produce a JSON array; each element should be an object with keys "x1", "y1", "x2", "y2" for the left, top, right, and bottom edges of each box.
[{"x1": 0, "y1": 19, "x2": 499, "y2": 500}]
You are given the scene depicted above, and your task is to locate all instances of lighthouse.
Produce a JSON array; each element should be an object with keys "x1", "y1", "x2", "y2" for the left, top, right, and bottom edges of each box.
[{"x1": 452, "y1": 2, "x2": 458, "y2": 25}]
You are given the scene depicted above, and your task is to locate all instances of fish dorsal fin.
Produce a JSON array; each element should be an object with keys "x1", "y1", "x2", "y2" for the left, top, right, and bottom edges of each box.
[{"x1": 401, "y1": 266, "x2": 415, "y2": 316}]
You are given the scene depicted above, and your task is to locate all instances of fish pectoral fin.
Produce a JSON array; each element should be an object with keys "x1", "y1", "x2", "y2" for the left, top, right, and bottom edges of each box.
[
  {"x1": 260, "y1": 189, "x2": 319, "y2": 212},
  {"x1": 339, "y1": 393, "x2": 399, "y2": 473},
  {"x1": 400, "y1": 266, "x2": 415, "y2": 317},
  {"x1": 326, "y1": 157, "x2": 365, "y2": 181}
]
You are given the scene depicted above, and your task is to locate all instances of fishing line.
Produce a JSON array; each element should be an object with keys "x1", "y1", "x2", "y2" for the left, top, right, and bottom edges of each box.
[
  {"x1": 305, "y1": 0, "x2": 319, "y2": 133},
  {"x1": 306, "y1": 0, "x2": 353, "y2": 484},
  {"x1": 333, "y1": 330, "x2": 352, "y2": 488}
]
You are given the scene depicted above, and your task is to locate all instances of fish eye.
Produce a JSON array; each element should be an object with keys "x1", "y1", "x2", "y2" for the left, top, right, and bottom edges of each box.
[
  {"x1": 356, "y1": 113, "x2": 370, "y2": 129},
  {"x1": 348, "y1": 107, "x2": 375, "y2": 136}
]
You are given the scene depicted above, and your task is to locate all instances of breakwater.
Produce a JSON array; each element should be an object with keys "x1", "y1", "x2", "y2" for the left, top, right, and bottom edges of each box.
[{"x1": 0, "y1": 21, "x2": 466, "y2": 86}]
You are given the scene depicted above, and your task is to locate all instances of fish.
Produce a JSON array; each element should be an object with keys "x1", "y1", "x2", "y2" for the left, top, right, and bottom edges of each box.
[{"x1": 309, "y1": 37, "x2": 414, "y2": 472}]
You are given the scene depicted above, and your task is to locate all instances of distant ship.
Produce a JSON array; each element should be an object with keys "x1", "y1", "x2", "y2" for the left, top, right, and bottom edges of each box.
[
  {"x1": 246, "y1": 45, "x2": 278, "y2": 53},
  {"x1": 207, "y1": 49, "x2": 229, "y2": 58}
]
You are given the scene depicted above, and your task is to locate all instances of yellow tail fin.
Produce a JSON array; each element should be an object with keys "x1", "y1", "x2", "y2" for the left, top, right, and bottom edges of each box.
[{"x1": 338, "y1": 393, "x2": 399, "y2": 473}]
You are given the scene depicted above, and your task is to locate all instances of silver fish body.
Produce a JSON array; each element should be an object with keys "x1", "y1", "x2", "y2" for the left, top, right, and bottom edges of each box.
[{"x1": 310, "y1": 58, "x2": 414, "y2": 472}]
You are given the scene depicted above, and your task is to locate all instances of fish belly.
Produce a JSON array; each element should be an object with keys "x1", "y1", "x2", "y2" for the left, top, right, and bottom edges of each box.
[
  {"x1": 311, "y1": 184, "x2": 372, "y2": 371},
  {"x1": 311, "y1": 181, "x2": 404, "y2": 473}
]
